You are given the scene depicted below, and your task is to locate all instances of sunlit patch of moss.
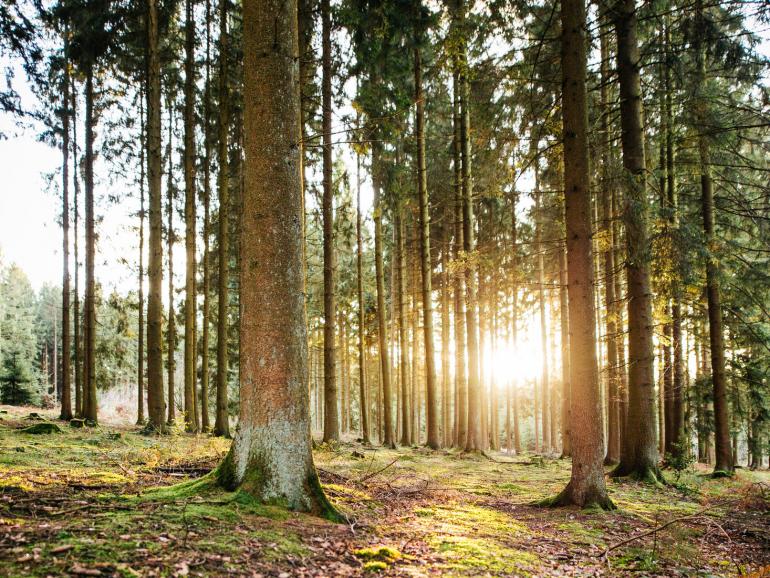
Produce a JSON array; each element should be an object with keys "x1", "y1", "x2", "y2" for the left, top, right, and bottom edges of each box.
[
  {"x1": 414, "y1": 502, "x2": 527, "y2": 538},
  {"x1": 354, "y1": 545, "x2": 402, "y2": 563},
  {"x1": 252, "y1": 528, "x2": 309, "y2": 560},
  {"x1": 322, "y1": 483, "x2": 372, "y2": 501},
  {"x1": 556, "y1": 521, "x2": 606, "y2": 547},
  {"x1": 434, "y1": 535, "x2": 538, "y2": 575},
  {"x1": 363, "y1": 560, "x2": 388, "y2": 572}
]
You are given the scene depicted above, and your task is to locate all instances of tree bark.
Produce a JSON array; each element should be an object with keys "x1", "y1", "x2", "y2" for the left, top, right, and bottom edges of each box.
[
  {"x1": 218, "y1": 0, "x2": 338, "y2": 519},
  {"x1": 452, "y1": 68, "x2": 466, "y2": 449},
  {"x1": 60, "y1": 31, "x2": 73, "y2": 422},
  {"x1": 610, "y1": 0, "x2": 660, "y2": 482},
  {"x1": 321, "y1": 0, "x2": 339, "y2": 443},
  {"x1": 550, "y1": 0, "x2": 613, "y2": 508},
  {"x1": 535, "y1": 186, "x2": 551, "y2": 453},
  {"x1": 72, "y1": 83, "x2": 82, "y2": 418},
  {"x1": 397, "y1": 211, "x2": 411, "y2": 446},
  {"x1": 137, "y1": 90, "x2": 146, "y2": 425},
  {"x1": 559, "y1": 246, "x2": 571, "y2": 458},
  {"x1": 166, "y1": 104, "x2": 176, "y2": 426},
  {"x1": 213, "y1": 0, "x2": 231, "y2": 437},
  {"x1": 355, "y1": 139, "x2": 370, "y2": 444},
  {"x1": 183, "y1": 0, "x2": 198, "y2": 432},
  {"x1": 146, "y1": 0, "x2": 166, "y2": 431},
  {"x1": 83, "y1": 65, "x2": 97, "y2": 425}
]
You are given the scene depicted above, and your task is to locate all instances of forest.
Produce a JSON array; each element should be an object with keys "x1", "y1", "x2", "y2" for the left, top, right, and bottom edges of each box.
[{"x1": 0, "y1": 0, "x2": 769, "y2": 575}]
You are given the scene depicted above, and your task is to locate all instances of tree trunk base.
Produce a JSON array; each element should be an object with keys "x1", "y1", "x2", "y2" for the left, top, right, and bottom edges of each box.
[
  {"x1": 611, "y1": 462, "x2": 665, "y2": 486},
  {"x1": 711, "y1": 469, "x2": 734, "y2": 479},
  {"x1": 539, "y1": 482, "x2": 615, "y2": 511}
]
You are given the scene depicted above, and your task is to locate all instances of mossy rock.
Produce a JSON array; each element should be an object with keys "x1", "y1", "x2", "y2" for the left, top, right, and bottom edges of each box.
[
  {"x1": 26, "y1": 412, "x2": 45, "y2": 420},
  {"x1": 21, "y1": 422, "x2": 63, "y2": 435},
  {"x1": 70, "y1": 418, "x2": 86, "y2": 428}
]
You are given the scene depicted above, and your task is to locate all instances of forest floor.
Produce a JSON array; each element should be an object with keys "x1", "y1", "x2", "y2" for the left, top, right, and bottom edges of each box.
[{"x1": 1, "y1": 405, "x2": 769, "y2": 577}]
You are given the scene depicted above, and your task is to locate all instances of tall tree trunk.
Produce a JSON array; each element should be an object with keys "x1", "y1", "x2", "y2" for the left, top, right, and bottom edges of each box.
[
  {"x1": 559, "y1": 246, "x2": 571, "y2": 458},
  {"x1": 72, "y1": 82, "x2": 82, "y2": 418},
  {"x1": 147, "y1": 0, "x2": 166, "y2": 431},
  {"x1": 183, "y1": 0, "x2": 198, "y2": 432},
  {"x1": 694, "y1": 0, "x2": 732, "y2": 476},
  {"x1": 213, "y1": 0, "x2": 231, "y2": 437},
  {"x1": 321, "y1": 0, "x2": 339, "y2": 443},
  {"x1": 551, "y1": 0, "x2": 613, "y2": 507},
  {"x1": 355, "y1": 140, "x2": 370, "y2": 444},
  {"x1": 372, "y1": 142, "x2": 395, "y2": 448},
  {"x1": 397, "y1": 211, "x2": 411, "y2": 446},
  {"x1": 441, "y1": 203, "x2": 452, "y2": 448},
  {"x1": 600, "y1": 18, "x2": 619, "y2": 464},
  {"x1": 510, "y1": 191, "x2": 521, "y2": 454},
  {"x1": 414, "y1": 42, "x2": 439, "y2": 449},
  {"x1": 610, "y1": 0, "x2": 660, "y2": 482},
  {"x1": 137, "y1": 90, "x2": 146, "y2": 425},
  {"x1": 60, "y1": 32, "x2": 73, "y2": 422},
  {"x1": 200, "y1": 0, "x2": 213, "y2": 432},
  {"x1": 452, "y1": 68, "x2": 466, "y2": 449},
  {"x1": 83, "y1": 65, "x2": 97, "y2": 425},
  {"x1": 457, "y1": 0, "x2": 481, "y2": 452},
  {"x1": 535, "y1": 187, "x2": 551, "y2": 453},
  {"x1": 166, "y1": 105, "x2": 176, "y2": 425},
  {"x1": 218, "y1": 0, "x2": 338, "y2": 520}
]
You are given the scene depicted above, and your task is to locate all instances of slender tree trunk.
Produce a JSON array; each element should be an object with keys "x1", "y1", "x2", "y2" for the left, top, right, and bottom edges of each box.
[
  {"x1": 83, "y1": 65, "x2": 97, "y2": 425},
  {"x1": 137, "y1": 92, "x2": 146, "y2": 425},
  {"x1": 457, "y1": 0, "x2": 481, "y2": 453},
  {"x1": 60, "y1": 32, "x2": 73, "y2": 422},
  {"x1": 452, "y1": 69, "x2": 467, "y2": 449},
  {"x1": 441, "y1": 204, "x2": 452, "y2": 448},
  {"x1": 694, "y1": 0, "x2": 732, "y2": 475},
  {"x1": 200, "y1": 0, "x2": 213, "y2": 432},
  {"x1": 321, "y1": 0, "x2": 339, "y2": 443},
  {"x1": 611, "y1": 0, "x2": 660, "y2": 482},
  {"x1": 551, "y1": 0, "x2": 613, "y2": 507},
  {"x1": 72, "y1": 83, "x2": 82, "y2": 418},
  {"x1": 355, "y1": 142, "x2": 370, "y2": 444},
  {"x1": 372, "y1": 142, "x2": 395, "y2": 448},
  {"x1": 414, "y1": 42, "x2": 439, "y2": 449},
  {"x1": 559, "y1": 246, "x2": 571, "y2": 458},
  {"x1": 183, "y1": 0, "x2": 198, "y2": 432},
  {"x1": 166, "y1": 105, "x2": 176, "y2": 425},
  {"x1": 397, "y1": 212, "x2": 411, "y2": 446},
  {"x1": 510, "y1": 191, "x2": 521, "y2": 454},
  {"x1": 535, "y1": 187, "x2": 551, "y2": 453},
  {"x1": 600, "y1": 20, "x2": 618, "y2": 464},
  {"x1": 147, "y1": 0, "x2": 166, "y2": 431},
  {"x1": 218, "y1": 0, "x2": 338, "y2": 520},
  {"x1": 213, "y1": 0, "x2": 231, "y2": 437}
]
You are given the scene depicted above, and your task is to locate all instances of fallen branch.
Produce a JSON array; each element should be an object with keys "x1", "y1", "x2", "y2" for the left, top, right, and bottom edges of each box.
[{"x1": 358, "y1": 457, "x2": 402, "y2": 484}]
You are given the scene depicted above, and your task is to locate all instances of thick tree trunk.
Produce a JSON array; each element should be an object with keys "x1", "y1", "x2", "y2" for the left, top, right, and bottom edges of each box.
[
  {"x1": 213, "y1": 0, "x2": 231, "y2": 437},
  {"x1": 611, "y1": 0, "x2": 661, "y2": 482},
  {"x1": 551, "y1": 0, "x2": 613, "y2": 508},
  {"x1": 218, "y1": 0, "x2": 338, "y2": 519},
  {"x1": 60, "y1": 33, "x2": 73, "y2": 422},
  {"x1": 414, "y1": 43, "x2": 439, "y2": 449},
  {"x1": 147, "y1": 0, "x2": 166, "y2": 431},
  {"x1": 83, "y1": 65, "x2": 97, "y2": 425},
  {"x1": 321, "y1": 0, "x2": 339, "y2": 443},
  {"x1": 183, "y1": 0, "x2": 198, "y2": 432}
]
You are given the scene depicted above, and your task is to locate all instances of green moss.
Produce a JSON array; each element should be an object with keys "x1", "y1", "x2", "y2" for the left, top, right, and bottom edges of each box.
[
  {"x1": 252, "y1": 528, "x2": 309, "y2": 560},
  {"x1": 434, "y1": 535, "x2": 538, "y2": 575},
  {"x1": 354, "y1": 545, "x2": 402, "y2": 563},
  {"x1": 21, "y1": 423, "x2": 62, "y2": 435},
  {"x1": 363, "y1": 561, "x2": 388, "y2": 572}
]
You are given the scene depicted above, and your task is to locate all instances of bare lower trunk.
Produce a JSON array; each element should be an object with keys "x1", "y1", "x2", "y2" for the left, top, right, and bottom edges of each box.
[
  {"x1": 60, "y1": 33, "x2": 73, "y2": 422},
  {"x1": 83, "y1": 65, "x2": 97, "y2": 425},
  {"x1": 355, "y1": 147, "x2": 370, "y2": 443}
]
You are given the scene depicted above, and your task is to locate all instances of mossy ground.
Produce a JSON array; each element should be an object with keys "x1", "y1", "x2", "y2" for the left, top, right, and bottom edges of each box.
[{"x1": 2, "y1": 405, "x2": 769, "y2": 576}]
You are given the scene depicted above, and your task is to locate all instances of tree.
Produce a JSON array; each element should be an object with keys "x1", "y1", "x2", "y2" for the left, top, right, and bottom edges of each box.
[
  {"x1": 610, "y1": 0, "x2": 661, "y2": 483},
  {"x1": 321, "y1": 0, "x2": 339, "y2": 443},
  {"x1": 60, "y1": 28, "x2": 73, "y2": 421},
  {"x1": 213, "y1": 0, "x2": 231, "y2": 438},
  {"x1": 146, "y1": 0, "x2": 167, "y2": 431},
  {"x1": 216, "y1": 0, "x2": 338, "y2": 519},
  {"x1": 546, "y1": 0, "x2": 613, "y2": 509}
]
